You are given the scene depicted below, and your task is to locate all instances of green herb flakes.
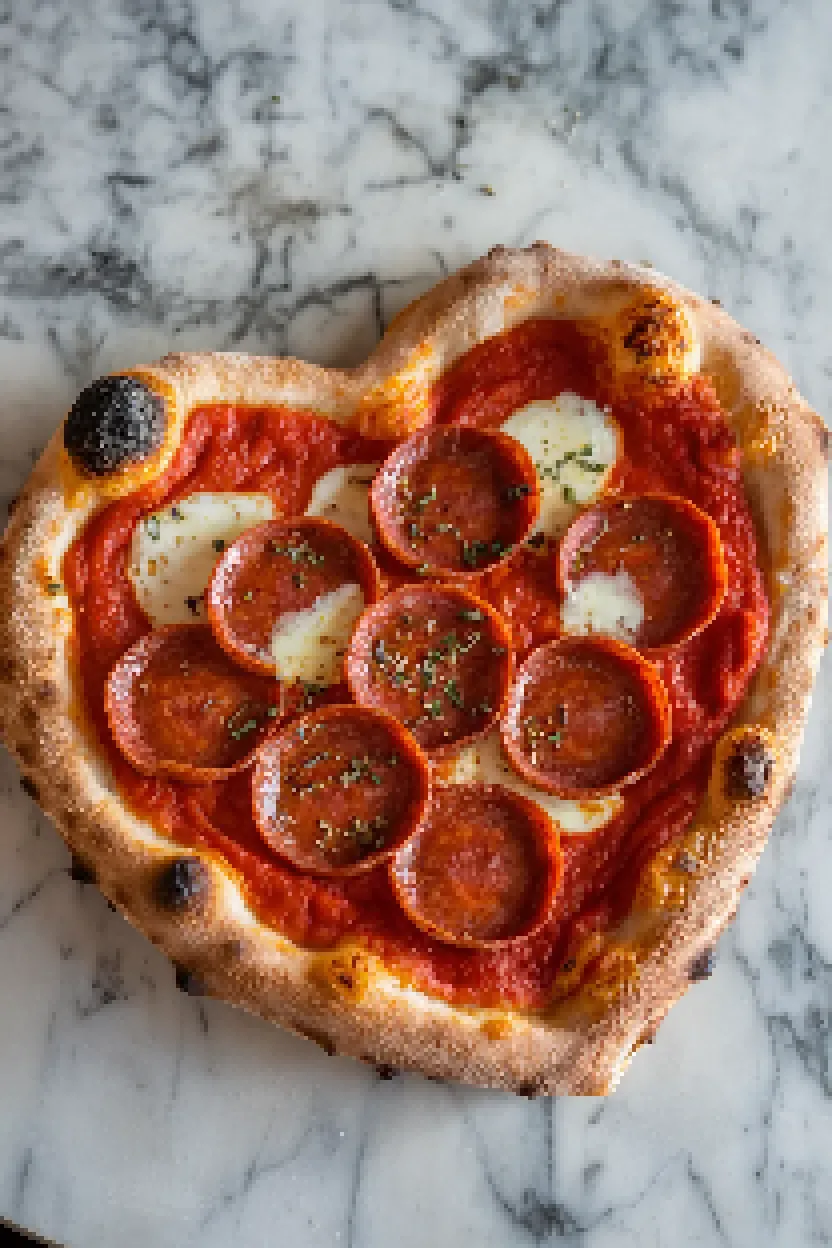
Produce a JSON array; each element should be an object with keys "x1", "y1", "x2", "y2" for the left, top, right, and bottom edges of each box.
[{"x1": 444, "y1": 680, "x2": 463, "y2": 709}]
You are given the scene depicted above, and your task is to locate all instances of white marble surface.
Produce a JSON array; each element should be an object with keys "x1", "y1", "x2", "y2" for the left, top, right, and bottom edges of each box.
[{"x1": 1, "y1": 1, "x2": 831, "y2": 1245}]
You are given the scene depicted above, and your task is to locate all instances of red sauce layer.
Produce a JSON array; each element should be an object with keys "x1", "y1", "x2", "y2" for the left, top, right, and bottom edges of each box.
[{"x1": 64, "y1": 322, "x2": 770, "y2": 1009}]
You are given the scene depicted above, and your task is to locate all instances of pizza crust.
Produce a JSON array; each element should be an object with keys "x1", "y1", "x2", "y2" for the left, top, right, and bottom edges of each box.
[{"x1": 0, "y1": 244, "x2": 827, "y2": 1094}]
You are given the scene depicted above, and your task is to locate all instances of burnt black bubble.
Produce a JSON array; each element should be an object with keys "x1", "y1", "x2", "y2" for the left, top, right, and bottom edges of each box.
[
  {"x1": 723, "y1": 737, "x2": 773, "y2": 800},
  {"x1": 689, "y1": 947, "x2": 716, "y2": 983},
  {"x1": 153, "y1": 856, "x2": 210, "y2": 911},
  {"x1": 64, "y1": 376, "x2": 167, "y2": 475},
  {"x1": 174, "y1": 965, "x2": 207, "y2": 996}
]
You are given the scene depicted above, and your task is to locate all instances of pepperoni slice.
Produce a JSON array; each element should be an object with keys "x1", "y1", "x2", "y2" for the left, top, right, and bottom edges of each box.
[
  {"x1": 370, "y1": 425, "x2": 539, "y2": 577},
  {"x1": 251, "y1": 705, "x2": 430, "y2": 875},
  {"x1": 346, "y1": 584, "x2": 512, "y2": 756},
  {"x1": 390, "y1": 784, "x2": 561, "y2": 947},
  {"x1": 502, "y1": 637, "x2": 671, "y2": 798},
  {"x1": 207, "y1": 517, "x2": 381, "y2": 680},
  {"x1": 558, "y1": 494, "x2": 727, "y2": 652},
  {"x1": 106, "y1": 625, "x2": 282, "y2": 782}
]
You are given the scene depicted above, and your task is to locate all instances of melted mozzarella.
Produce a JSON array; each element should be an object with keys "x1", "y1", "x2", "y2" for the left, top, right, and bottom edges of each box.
[
  {"x1": 500, "y1": 394, "x2": 618, "y2": 538},
  {"x1": 270, "y1": 582, "x2": 364, "y2": 686},
  {"x1": 305, "y1": 463, "x2": 381, "y2": 545},
  {"x1": 129, "y1": 493, "x2": 275, "y2": 625},
  {"x1": 442, "y1": 730, "x2": 621, "y2": 836},
  {"x1": 561, "y1": 567, "x2": 644, "y2": 644}
]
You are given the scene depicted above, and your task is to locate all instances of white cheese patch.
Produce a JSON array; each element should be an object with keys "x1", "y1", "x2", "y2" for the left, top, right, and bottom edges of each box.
[
  {"x1": 500, "y1": 394, "x2": 618, "y2": 538},
  {"x1": 129, "y1": 492, "x2": 275, "y2": 626},
  {"x1": 270, "y1": 582, "x2": 365, "y2": 686},
  {"x1": 561, "y1": 567, "x2": 644, "y2": 644},
  {"x1": 443, "y1": 730, "x2": 621, "y2": 836},
  {"x1": 305, "y1": 463, "x2": 381, "y2": 546}
]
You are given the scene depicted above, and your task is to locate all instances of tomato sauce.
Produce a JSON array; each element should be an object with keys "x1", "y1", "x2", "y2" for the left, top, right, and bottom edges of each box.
[{"x1": 64, "y1": 323, "x2": 770, "y2": 1009}]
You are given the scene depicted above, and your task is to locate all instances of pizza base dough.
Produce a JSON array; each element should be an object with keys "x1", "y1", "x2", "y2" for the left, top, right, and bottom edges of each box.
[{"x1": 0, "y1": 244, "x2": 827, "y2": 1095}]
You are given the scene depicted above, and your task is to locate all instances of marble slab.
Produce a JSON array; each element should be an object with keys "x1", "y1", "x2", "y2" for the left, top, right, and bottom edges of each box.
[{"x1": 1, "y1": 1, "x2": 831, "y2": 1245}]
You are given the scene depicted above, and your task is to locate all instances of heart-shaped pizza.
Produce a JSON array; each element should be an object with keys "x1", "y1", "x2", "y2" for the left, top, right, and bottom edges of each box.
[{"x1": 1, "y1": 244, "x2": 827, "y2": 1094}]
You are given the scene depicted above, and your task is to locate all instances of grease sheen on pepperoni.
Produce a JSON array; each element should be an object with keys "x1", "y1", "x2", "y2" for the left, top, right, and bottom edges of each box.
[
  {"x1": 371, "y1": 425, "x2": 539, "y2": 576},
  {"x1": 207, "y1": 516, "x2": 381, "y2": 680},
  {"x1": 502, "y1": 637, "x2": 671, "y2": 798},
  {"x1": 105, "y1": 625, "x2": 282, "y2": 782},
  {"x1": 252, "y1": 705, "x2": 431, "y2": 874},
  {"x1": 346, "y1": 584, "x2": 512, "y2": 755},
  {"x1": 391, "y1": 784, "x2": 561, "y2": 947},
  {"x1": 558, "y1": 494, "x2": 727, "y2": 652}
]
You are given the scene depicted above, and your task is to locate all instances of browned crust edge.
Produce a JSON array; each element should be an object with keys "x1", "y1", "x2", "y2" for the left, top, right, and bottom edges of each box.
[{"x1": 0, "y1": 244, "x2": 827, "y2": 1095}]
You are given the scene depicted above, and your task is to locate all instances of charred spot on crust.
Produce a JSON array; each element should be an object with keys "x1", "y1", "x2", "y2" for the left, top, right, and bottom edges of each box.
[
  {"x1": 375, "y1": 1063, "x2": 399, "y2": 1080},
  {"x1": 221, "y1": 937, "x2": 245, "y2": 962},
  {"x1": 153, "y1": 856, "x2": 210, "y2": 912},
  {"x1": 62, "y1": 809, "x2": 83, "y2": 837},
  {"x1": 689, "y1": 947, "x2": 716, "y2": 983},
  {"x1": 310, "y1": 949, "x2": 370, "y2": 1004},
  {"x1": 674, "y1": 849, "x2": 699, "y2": 874},
  {"x1": 622, "y1": 301, "x2": 666, "y2": 361},
  {"x1": 516, "y1": 1080, "x2": 543, "y2": 1099},
  {"x1": 68, "y1": 855, "x2": 95, "y2": 884},
  {"x1": 332, "y1": 961, "x2": 362, "y2": 997},
  {"x1": 19, "y1": 774, "x2": 40, "y2": 802},
  {"x1": 723, "y1": 736, "x2": 773, "y2": 800},
  {"x1": 174, "y1": 965, "x2": 207, "y2": 996},
  {"x1": 16, "y1": 741, "x2": 36, "y2": 768},
  {"x1": 64, "y1": 376, "x2": 166, "y2": 476}
]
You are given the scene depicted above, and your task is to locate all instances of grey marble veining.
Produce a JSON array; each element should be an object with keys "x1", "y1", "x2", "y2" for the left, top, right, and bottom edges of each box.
[{"x1": 1, "y1": 2, "x2": 831, "y2": 1245}]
